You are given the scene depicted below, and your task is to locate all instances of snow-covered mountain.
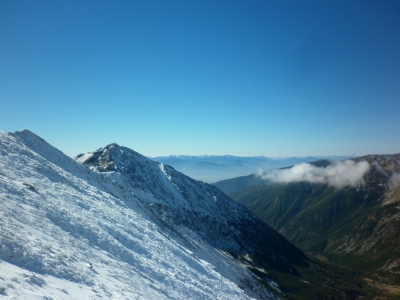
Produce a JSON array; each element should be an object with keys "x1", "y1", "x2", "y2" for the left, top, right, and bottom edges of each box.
[
  {"x1": 75, "y1": 143, "x2": 306, "y2": 270},
  {"x1": 0, "y1": 130, "x2": 307, "y2": 299}
]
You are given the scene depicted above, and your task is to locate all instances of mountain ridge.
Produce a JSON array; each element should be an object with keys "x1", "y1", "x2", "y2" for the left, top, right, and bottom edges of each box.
[
  {"x1": 0, "y1": 129, "x2": 373, "y2": 299},
  {"x1": 1, "y1": 129, "x2": 276, "y2": 299},
  {"x1": 224, "y1": 154, "x2": 400, "y2": 296},
  {"x1": 75, "y1": 142, "x2": 308, "y2": 273}
]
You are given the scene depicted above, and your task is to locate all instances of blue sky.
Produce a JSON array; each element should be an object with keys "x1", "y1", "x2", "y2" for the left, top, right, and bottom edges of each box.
[{"x1": 1, "y1": 0, "x2": 399, "y2": 157}]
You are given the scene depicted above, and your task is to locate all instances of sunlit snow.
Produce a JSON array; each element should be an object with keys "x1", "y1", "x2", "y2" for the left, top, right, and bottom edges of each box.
[{"x1": 0, "y1": 130, "x2": 275, "y2": 299}]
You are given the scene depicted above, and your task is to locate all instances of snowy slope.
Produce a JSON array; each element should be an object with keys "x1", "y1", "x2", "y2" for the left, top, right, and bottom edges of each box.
[
  {"x1": 75, "y1": 143, "x2": 308, "y2": 274},
  {"x1": 0, "y1": 130, "x2": 276, "y2": 299}
]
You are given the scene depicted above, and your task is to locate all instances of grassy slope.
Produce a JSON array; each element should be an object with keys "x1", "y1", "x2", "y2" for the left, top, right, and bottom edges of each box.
[{"x1": 228, "y1": 154, "x2": 400, "y2": 298}]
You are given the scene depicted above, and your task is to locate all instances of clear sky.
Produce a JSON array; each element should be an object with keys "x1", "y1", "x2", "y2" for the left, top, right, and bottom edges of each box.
[{"x1": 1, "y1": 0, "x2": 399, "y2": 158}]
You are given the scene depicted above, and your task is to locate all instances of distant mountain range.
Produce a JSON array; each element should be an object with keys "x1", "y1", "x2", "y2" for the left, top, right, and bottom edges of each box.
[
  {"x1": 215, "y1": 154, "x2": 400, "y2": 298},
  {"x1": 152, "y1": 155, "x2": 352, "y2": 183}
]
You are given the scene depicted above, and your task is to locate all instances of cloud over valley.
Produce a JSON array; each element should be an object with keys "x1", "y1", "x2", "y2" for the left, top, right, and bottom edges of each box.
[{"x1": 257, "y1": 160, "x2": 370, "y2": 188}]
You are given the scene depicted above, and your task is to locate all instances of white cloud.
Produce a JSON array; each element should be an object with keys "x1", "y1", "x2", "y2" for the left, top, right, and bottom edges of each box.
[
  {"x1": 258, "y1": 160, "x2": 370, "y2": 188},
  {"x1": 389, "y1": 173, "x2": 400, "y2": 188}
]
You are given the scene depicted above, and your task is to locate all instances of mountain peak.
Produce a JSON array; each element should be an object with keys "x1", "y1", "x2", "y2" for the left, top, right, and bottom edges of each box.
[
  {"x1": 13, "y1": 129, "x2": 47, "y2": 144},
  {"x1": 75, "y1": 143, "x2": 151, "y2": 174},
  {"x1": 74, "y1": 143, "x2": 308, "y2": 275}
]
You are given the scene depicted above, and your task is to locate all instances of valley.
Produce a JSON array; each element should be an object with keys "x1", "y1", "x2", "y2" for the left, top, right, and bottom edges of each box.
[{"x1": 216, "y1": 155, "x2": 400, "y2": 299}]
